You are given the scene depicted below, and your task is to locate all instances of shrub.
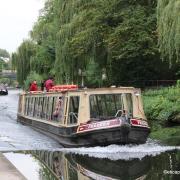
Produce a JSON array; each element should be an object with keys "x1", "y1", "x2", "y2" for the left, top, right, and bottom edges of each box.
[
  {"x1": 143, "y1": 86, "x2": 180, "y2": 130},
  {"x1": 176, "y1": 80, "x2": 180, "y2": 88},
  {"x1": 0, "y1": 77, "x2": 11, "y2": 85}
]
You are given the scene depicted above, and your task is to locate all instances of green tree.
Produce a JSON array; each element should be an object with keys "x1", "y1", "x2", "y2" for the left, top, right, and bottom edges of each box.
[
  {"x1": 11, "y1": 40, "x2": 36, "y2": 86},
  {"x1": 157, "y1": 0, "x2": 180, "y2": 64},
  {"x1": 13, "y1": 0, "x2": 179, "y2": 87},
  {"x1": 0, "y1": 48, "x2": 10, "y2": 58},
  {"x1": 30, "y1": 0, "x2": 58, "y2": 77}
]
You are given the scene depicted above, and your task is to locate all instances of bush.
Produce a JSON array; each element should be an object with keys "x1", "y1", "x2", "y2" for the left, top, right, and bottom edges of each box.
[
  {"x1": 176, "y1": 80, "x2": 180, "y2": 88},
  {"x1": 143, "y1": 86, "x2": 180, "y2": 130},
  {"x1": 0, "y1": 77, "x2": 10, "y2": 85}
]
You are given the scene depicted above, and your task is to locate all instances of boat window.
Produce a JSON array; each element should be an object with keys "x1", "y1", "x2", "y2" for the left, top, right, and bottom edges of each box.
[
  {"x1": 51, "y1": 96, "x2": 57, "y2": 121},
  {"x1": 33, "y1": 97, "x2": 38, "y2": 117},
  {"x1": 27, "y1": 97, "x2": 31, "y2": 116},
  {"x1": 47, "y1": 97, "x2": 52, "y2": 120},
  {"x1": 38, "y1": 97, "x2": 43, "y2": 118},
  {"x1": 33, "y1": 97, "x2": 37, "y2": 117},
  {"x1": 41, "y1": 96, "x2": 47, "y2": 119},
  {"x1": 18, "y1": 95, "x2": 23, "y2": 113},
  {"x1": 25, "y1": 97, "x2": 29, "y2": 115},
  {"x1": 36, "y1": 97, "x2": 42, "y2": 118},
  {"x1": 89, "y1": 93, "x2": 132, "y2": 120},
  {"x1": 67, "y1": 96, "x2": 80, "y2": 125},
  {"x1": 44, "y1": 97, "x2": 50, "y2": 120},
  {"x1": 27, "y1": 96, "x2": 34, "y2": 117},
  {"x1": 28, "y1": 97, "x2": 32, "y2": 116}
]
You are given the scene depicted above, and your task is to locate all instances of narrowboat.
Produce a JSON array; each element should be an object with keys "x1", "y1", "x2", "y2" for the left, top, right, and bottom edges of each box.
[
  {"x1": 17, "y1": 85, "x2": 150, "y2": 147},
  {"x1": 0, "y1": 84, "x2": 8, "y2": 95}
]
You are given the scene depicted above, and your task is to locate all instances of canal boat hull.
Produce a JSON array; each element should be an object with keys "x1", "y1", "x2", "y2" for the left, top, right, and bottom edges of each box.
[
  {"x1": 0, "y1": 90, "x2": 8, "y2": 95},
  {"x1": 17, "y1": 115, "x2": 150, "y2": 147}
]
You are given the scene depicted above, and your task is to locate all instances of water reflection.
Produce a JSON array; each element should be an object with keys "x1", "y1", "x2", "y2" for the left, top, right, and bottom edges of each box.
[{"x1": 14, "y1": 149, "x2": 179, "y2": 180}]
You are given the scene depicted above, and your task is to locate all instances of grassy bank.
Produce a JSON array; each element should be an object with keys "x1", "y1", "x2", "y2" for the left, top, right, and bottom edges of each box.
[
  {"x1": 143, "y1": 86, "x2": 180, "y2": 145},
  {"x1": 149, "y1": 127, "x2": 180, "y2": 146}
]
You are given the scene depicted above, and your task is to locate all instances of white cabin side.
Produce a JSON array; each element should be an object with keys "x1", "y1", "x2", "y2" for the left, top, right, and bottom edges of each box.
[{"x1": 18, "y1": 87, "x2": 147, "y2": 127}]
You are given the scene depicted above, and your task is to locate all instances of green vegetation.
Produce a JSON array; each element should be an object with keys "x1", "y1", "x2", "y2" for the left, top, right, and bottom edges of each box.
[
  {"x1": 0, "y1": 48, "x2": 10, "y2": 72},
  {"x1": 11, "y1": 40, "x2": 36, "y2": 86},
  {"x1": 11, "y1": 0, "x2": 180, "y2": 87},
  {"x1": 0, "y1": 77, "x2": 11, "y2": 85},
  {"x1": 0, "y1": 77, "x2": 16, "y2": 87},
  {"x1": 0, "y1": 48, "x2": 10, "y2": 58},
  {"x1": 143, "y1": 85, "x2": 180, "y2": 145},
  {"x1": 150, "y1": 127, "x2": 180, "y2": 145},
  {"x1": 157, "y1": 0, "x2": 180, "y2": 64}
]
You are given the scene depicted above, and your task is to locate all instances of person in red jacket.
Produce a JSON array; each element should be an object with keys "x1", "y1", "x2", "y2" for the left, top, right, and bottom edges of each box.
[
  {"x1": 30, "y1": 80, "x2": 38, "y2": 91},
  {"x1": 45, "y1": 77, "x2": 54, "y2": 92}
]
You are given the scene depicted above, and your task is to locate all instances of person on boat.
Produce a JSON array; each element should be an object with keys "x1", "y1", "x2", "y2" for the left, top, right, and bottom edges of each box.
[
  {"x1": 29, "y1": 80, "x2": 38, "y2": 91},
  {"x1": 45, "y1": 77, "x2": 54, "y2": 92},
  {"x1": 53, "y1": 96, "x2": 63, "y2": 119}
]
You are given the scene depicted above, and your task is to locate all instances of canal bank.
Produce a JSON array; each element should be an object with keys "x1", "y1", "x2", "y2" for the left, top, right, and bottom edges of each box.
[
  {"x1": 0, "y1": 153, "x2": 26, "y2": 180},
  {"x1": 143, "y1": 86, "x2": 180, "y2": 145}
]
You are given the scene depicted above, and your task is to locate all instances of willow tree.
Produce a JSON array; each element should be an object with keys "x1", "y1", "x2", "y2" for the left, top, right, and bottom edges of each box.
[
  {"x1": 27, "y1": 0, "x2": 172, "y2": 87},
  {"x1": 30, "y1": 0, "x2": 58, "y2": 77},
  {"x1": 11, "y1": 53, "x2": 18, "y2": 71},
  {"x1": 11, "y1": 40, "x2": 36, "y2": 86},
  {"x1": 54, "y1": 0, "x2": 101, "y2": 84},
  {"x1": 157, "y1": 0, "x2": 180, "y2": 63}
]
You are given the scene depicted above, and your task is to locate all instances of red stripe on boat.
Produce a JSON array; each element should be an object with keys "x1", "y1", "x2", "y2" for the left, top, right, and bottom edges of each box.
[
  {"x1": 130, "y1": 119, "x2": 149, "y2": 128},
  {"x1": 77, "y1": 119, "x2": 121, "y2": 133}
]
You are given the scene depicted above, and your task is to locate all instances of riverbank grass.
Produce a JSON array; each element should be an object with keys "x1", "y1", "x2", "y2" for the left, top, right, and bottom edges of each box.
[
  {"x1": 150, "y1": 127, "x2": 180, "y2": 146},
  {"x1": 143, "y1": 86, "x2": 180, "y2": 145}
]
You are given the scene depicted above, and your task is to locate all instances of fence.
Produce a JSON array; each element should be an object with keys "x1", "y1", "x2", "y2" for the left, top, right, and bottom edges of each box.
[{"x1": 118, "y1": 80, "x2": 177, "y2": 89}]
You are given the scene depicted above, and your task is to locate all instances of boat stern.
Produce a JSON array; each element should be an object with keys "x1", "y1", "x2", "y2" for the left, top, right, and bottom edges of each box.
[{"x1": 128, "y1": 118, "x2": 151, "y2": 144}]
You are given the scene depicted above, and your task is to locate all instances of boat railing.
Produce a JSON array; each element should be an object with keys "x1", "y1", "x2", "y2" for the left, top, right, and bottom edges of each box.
[
  {"x1": 68, "y1": 112, "x2": 78, "y2": 124},
  {"x1": 115, "y1": 109, "x2": 131, "y2": 123},
  {"x1": 115, "y1": 110, "x2": 124, "y2": 117},
  {"x1": 69, "y1": 112, "x2": 78, "y2": 120}
]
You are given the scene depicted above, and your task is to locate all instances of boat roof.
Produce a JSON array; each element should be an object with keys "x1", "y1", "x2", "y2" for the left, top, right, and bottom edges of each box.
[{"x1": 23, "y1": 86, "x2": 140, "y2": 96}]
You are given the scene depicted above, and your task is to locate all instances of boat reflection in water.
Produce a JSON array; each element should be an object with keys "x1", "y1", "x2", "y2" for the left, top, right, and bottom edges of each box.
[{"x1": 26, "y1": 149, "x2": 180, "y2": 180}]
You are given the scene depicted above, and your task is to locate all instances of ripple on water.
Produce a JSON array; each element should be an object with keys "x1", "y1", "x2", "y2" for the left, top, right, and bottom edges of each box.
[{"x1": 0, "y1": 90, "x2": 61, "y2": 151}]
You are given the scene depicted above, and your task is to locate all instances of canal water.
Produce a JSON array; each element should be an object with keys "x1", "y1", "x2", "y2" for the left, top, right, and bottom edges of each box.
[{"x1": 0, "y1": 90, "x2": 179, "y2": 179}]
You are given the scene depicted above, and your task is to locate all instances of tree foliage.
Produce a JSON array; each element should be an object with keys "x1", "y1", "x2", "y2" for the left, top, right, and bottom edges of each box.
[
  {"x1": 0, "y1": 48, "x2": 10, "y2": 58},
  {"x1": 11, "y1": 40, "x2": 36, "y2": 86},
  {"x1": 0, "y1": 48, "x2": 10, "y2": 72},
  {"x1": 157, "y1": 0, "x2": 180, "y2": 63},
  {"x1": 12, "y1": 0, "x2": 179, "y2": 87}
]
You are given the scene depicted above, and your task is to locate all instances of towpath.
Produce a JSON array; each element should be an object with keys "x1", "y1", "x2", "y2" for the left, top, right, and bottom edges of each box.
[{"x1": 0, "y1": 152, "x2": 26, "y2": 180}]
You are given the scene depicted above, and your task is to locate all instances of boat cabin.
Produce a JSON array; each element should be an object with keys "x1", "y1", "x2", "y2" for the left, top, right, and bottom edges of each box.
[{"x1": 18, "y1": 86, "x2": 147, "y2": 127}]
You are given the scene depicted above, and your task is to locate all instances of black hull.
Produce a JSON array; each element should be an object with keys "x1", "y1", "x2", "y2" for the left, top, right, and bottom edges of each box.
[
  {"x1": 0, "y1": 91, "x2": 8, "y2": 95},
  {"x1": 17, "y1": 115, "x2": 150, "y2": 147}
]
